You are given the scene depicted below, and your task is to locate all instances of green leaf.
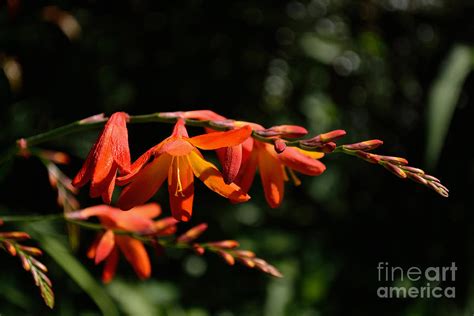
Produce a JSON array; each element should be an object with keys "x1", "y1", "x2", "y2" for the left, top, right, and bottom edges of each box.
[
  {"x1": 27, "y1": 223, "x2": 119, "y2": 316},
  {"x1": 426, "y1": 45, "x2": 474, "y2": 168}
]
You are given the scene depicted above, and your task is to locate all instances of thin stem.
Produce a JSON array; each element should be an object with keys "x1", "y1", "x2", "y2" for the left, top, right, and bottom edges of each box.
[
  {"x1": 13, "y1": 112, "x2": 326, "y2": 152},
  {"x1": 0, "y1": 213, "x2": 64, "y2": 222}
]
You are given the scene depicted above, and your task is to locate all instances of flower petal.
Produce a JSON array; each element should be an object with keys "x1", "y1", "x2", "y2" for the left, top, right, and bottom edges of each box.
[
  {"x1": 116, "y1": 144, "x2": 160, "y2": 186},
  {"x1": 234, "y1": 149, "x2": 258, "y2": 194},
  {"x1": 72, "y1": 141, "x2": 97, "y2": 188},
  {"x1": 168, "y1": 156, "x2": 194, "y2": 221},
  {"x1": 116, "y1": 236, "x2": 151, "y2": 279},
  {"x1": 102, "y1": 247, "x2": 119, "y2": 284},
  {"x1": 101, "y1": 171, "x2": 117, "y2": 204},
  {"x1": 187, "y1": 151, "x2": 250, "y2": 202},
  {"x1": 188, "y1": 125, "x2": 252, "y2": 150},
  {"x1": 158, "y1": 138, "x2": 195, "y2": 156},
  {"x1": 108, "y1": 112, "x2": 131, "y2": 174},
  {"x1": 87, "y1": 234, "x2": 102, "y2": 259},
  {"x1": 258, "y1": 144, "x2": 284, "y2": 208},
  {"x1": 89, "y1": 158, "x2": 115, "y2": 199},
  {"x1": 127, "y1": 203, "x2": 162, "y2": 219},
  {"x1": 69, "y1": 205, "x2": 116, "y2": 221},
  {"x1": 117, "y1": 154, "x2": 172, "y2": 210},
  {"x1": 219, "y1": 145, "x2": 242, "y2": 184},
  {"x1": 95, "y1": 229, "x2": 115, "y2": 264},
  {"x1": 171, "y1": 118, "x2": 189, "y2": 137},
  {"x1": 278, "y1": 147, "x2": 326, "y2": 176}
]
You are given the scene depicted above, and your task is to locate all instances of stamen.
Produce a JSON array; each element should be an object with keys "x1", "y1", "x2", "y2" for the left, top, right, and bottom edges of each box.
[
  {"x1": 287, "y1": 168, "x2": 301, "y2": 186},
  {"x1": 175, "y1": 158, "x2": 185, "y2": 197},
  {"x1": 282, "y1": 165, "x2": 289, "y2": 182}
]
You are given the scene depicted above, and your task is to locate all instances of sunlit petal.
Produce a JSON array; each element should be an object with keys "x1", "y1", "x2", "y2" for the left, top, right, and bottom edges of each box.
[
  {"x1": 95, "y1": 229, "x2": 115, "y2": 264},
  {"x1": 188, "y1": 125, "x2": 252, "y2": 150},
  {"x1": 258, "y1": 145, "x2": 284, "y2": 208},
  {"x1": 116, "y1": 236, "x2": 151, "y2": 279},
  {"x1": 278, "y1": 147, "x2": 326, "y2": 176},
  {"x1": 117, "y1": 154, "x2": 172, "y2": 210},
  {"x1": 168, "y1": 156, "x2": 194, "y2": 221},
  {"x1": 187, "y1": 151, "x2": 250, "y2": 202}
]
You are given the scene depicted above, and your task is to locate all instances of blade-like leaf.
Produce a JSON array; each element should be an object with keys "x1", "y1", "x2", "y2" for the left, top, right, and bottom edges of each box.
[
  {"x1": 426, "y1": 45, "x2": 474, "y2": 168},
  {"x1": 27, "y1": 223, "x2": 119, "y2": 316}
]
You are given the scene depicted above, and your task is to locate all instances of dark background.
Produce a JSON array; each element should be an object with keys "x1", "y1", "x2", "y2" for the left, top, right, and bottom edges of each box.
[{"x1": 1, "y1": 1, "x2": 473, "y2": 315}]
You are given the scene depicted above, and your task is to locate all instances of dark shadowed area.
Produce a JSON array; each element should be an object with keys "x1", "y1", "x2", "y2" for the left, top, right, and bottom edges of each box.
[{"x1": 1, "y1": 1, "x2": 473, "y2": 315}]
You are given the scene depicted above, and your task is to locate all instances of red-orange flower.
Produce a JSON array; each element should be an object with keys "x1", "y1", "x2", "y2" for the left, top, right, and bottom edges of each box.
[
  {"x1": 68, "y1": 203, "x2": 176, "y2": 283},
  {"x1": 116, "y1": 118, "x2": 251, "y2": 221},
  {"x1": 235, "y1": 136, "x2": 326, "y2": 208},
  {"x1": 72, "y1": 112, "x2": 131, "y2": 204}
]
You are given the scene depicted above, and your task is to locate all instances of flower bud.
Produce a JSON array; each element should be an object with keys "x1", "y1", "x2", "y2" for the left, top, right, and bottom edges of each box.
[
  {"x1": 274, "y1": 139, "x2": 287, "y2": 153},
  {"x1": 79, "y1": 113, "x2": 106, "y2": 124},
  {"x1": 378, "y1": 155, "x2": 408, "y2": 165},
  {"x1": 217, "y1": 250, "x2": 235, "y2": 266},
  {"x1": 232, "y1": 250, "x2": 256, "y2": 258},
  {"x1": 355, "y1": 151, "x2": 380, "y2": 164},
  {"x1": 256, "y1": 125, "x2": 308, "y2": 138},
  {"x1": 407, "y1": 173, "x2": 428, "y2": 185},
  {"x1": 193, "y1": 244, "x2": 205, "y2": 255},
  {"x1": 382, "y1": 162, "x2": 407, "y2": 179},
  {"x1": 343, "y1": 139, "x2": 383, "y2": 151},
  {"x1": 207, "y1": 240, "x2": 240, "y2": 249},
  {"x1": 3, "y1": 240, "x2": 17, "y2": 256},
  {"x1": 0, "y1": 231, "x2": 30, "y2": 240},
  {"x1": 177, "y1": 223, "x2": 208, "y2": 243}
]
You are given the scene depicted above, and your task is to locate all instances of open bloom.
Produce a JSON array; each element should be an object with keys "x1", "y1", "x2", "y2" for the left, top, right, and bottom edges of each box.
[
  {"x1": 206, "y1": 121, "x2": 326, "y2": 208},
  {"x1": 68, "y1": 203, "x2": 177, "y2": 283},
  {"x1": 117, "y1": 118, "x2": 252, "y2": 221},
  {"x1": 236, "y1": 139, "x2": 326, "y2": 208},
  {"x1": 72, "y1": 112, "x2": 131, "y2": 204}
]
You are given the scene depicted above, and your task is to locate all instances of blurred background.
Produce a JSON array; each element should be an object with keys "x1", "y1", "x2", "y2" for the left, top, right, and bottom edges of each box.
[{"x1": 1, "y1": 0, "x2": 473, "y2": 315}]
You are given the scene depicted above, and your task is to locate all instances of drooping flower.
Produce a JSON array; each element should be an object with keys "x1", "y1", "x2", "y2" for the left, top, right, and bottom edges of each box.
[
  {"x1": 187, "y1": 118, "x2": 327, "y2": 208},
  {"x1": 72, "y1": 112, "x2": 131, "y2": 204},
  {"x1": 235, "y1": 136, "x2": 326, "y2": 208},
  {"x1": 68, "y1": 203, "x2": 177, "y2": 283},
  {"x1": 116, "y1": 118, "x2": 251, "y2": 221}
]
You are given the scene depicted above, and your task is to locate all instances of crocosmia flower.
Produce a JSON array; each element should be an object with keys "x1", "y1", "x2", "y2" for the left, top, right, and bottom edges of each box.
[
  {"x1": 72, "y1": 112, "x2": 131, "y2": 204},
  {"x1": 68, "y1": 203, "x2": 176, "y2": 283},
  {"x1": 227, "y1": 122, "x2": 326, "y2": 208},
  {"x1": 117, "y1": 118, "x2": 251, "y2": 221}
]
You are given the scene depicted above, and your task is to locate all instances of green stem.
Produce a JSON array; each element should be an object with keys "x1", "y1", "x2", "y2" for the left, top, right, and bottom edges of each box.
[
  {"x1": 13, "y1": 112, "x2": 328, "y2": 153},
  {"x1": 0, "y1": 213, "x2": 64, "y2": 222}
]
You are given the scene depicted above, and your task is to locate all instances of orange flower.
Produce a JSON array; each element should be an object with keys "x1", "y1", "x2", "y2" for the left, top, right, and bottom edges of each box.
[
  {"x1": 72, "y1": 112, "x2": 131, "y2": 204},
  {"x1": 235, "y1": 136, "x2": 326, "y2": 208},
  {"x1": 68, "y1": 203, "x2": 176, "y2": 283},
  {"x1": 116, "y1": 118, "x2": 251, "y2": 221},
  {"x1": 208, "y1": 121, "x2": 325, "y2": 208}
]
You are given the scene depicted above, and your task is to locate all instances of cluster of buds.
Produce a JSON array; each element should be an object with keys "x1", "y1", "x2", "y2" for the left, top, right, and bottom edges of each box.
[
  {"x1": 174, "y1": 223, "x2": 282, "y2": 278},
  {"x1": 341, "y1": 140, "x2": 449, "y2": 197},
  {"x1": 0, "y1": 225, "x2": 54, "y2": 308}
]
